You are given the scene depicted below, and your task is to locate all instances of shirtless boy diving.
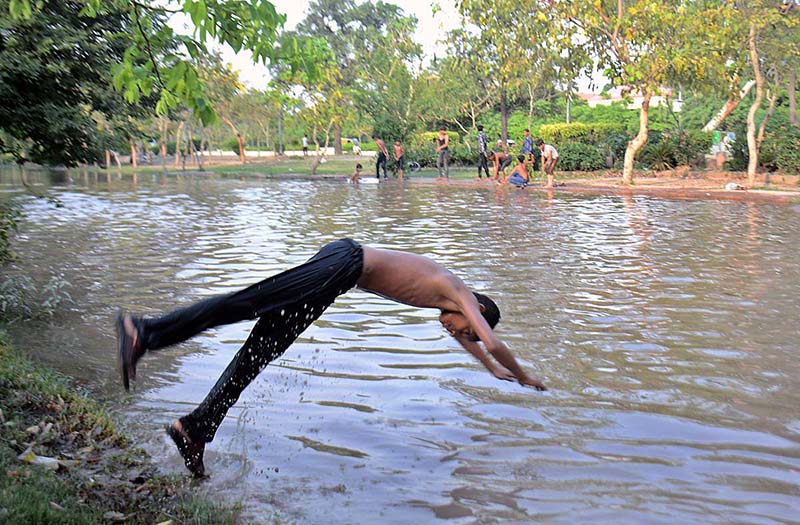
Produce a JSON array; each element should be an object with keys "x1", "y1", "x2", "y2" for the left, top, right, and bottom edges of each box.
[{"x1": 117, "y1": 239, "x2": 546, "y2": 477}]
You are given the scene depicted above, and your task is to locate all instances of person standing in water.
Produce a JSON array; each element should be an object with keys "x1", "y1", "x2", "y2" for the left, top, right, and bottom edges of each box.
[
  {"x1": 435, "y1": 127, "x2": 450, "y2": 179},
  {"x1": 373, "y1": 135, "x2": 389, "y2": 179}
]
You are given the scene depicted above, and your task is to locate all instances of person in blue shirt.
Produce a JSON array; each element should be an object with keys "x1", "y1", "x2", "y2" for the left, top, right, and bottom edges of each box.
[{"x1": 520, "y1": 129, "x2": 534, "y2": 160}]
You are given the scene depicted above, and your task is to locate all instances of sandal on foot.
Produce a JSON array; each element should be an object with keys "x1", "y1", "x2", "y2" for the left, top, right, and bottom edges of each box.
[
  {"x1": 166, "y1": 421, "x2": 206, "y2": 478},
  {"x1": 116, "y1": 313, "x2": 143, "y2": 391}
]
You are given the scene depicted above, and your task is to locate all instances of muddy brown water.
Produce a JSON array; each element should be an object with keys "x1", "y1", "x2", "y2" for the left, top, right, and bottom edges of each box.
[{"x1": 2, "y1": 168, "x2": 799, "y2": 524}]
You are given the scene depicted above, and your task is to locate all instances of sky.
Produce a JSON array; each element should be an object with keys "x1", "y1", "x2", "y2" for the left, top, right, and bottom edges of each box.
[{"x1": 210, "y1": 0, "x2": 461, "y2": 89}]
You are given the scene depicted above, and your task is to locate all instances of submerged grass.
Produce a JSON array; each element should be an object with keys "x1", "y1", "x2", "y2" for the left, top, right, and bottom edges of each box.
[{"x1": 0, "y1": 335, "x2": 241, "y2": 524}]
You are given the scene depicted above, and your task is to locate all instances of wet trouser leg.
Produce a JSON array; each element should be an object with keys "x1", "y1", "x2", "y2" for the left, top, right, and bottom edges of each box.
[
  {"x1": 179, "y1": 298, "x2": 330, "y2": 443},
  {"x1": 133, "y1": 239, "x2": 364, "y2": 441},
  {"x1": 137, "y1": 239, "x2": 362, "y2": 352}
]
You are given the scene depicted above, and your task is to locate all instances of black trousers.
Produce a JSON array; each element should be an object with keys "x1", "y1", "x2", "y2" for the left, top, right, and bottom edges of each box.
[
  {"x1": 138, "y1": 238, "x2": 364, "y2": 443},
  {"x1": 477, "y1": 153, "x2": 490, "y2": 178},
  {"x1": 376, "y1": 152, "x2": 388, "y2": 179}
]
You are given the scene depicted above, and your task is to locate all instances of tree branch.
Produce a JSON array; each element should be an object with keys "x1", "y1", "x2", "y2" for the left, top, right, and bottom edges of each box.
[{"x1": 132, "y1": 3, "x2": 164, "y2": 89}]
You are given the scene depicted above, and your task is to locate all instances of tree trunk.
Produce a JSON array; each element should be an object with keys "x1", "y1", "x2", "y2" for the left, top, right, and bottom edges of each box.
[
  {"x1": 129, "y1": 139, "x2": 137, "y2": 169},
  {"x1": 528, "y1": 83, "x2": 535, "y2": 129},
  {"x1": 160, "y1": 117, "x2": 167, "y2": 168},
  {"x1": 186, "y1": 123, "x2": 197, "y2": 166},
  {"x1": 278, "y1": 106, "x2": 285, "y2": 155},
  {"x1": 198, "y1": 132, "x2": 205, "y2": 171},
  {"x1": 105, "y1": 149, "x2": 111, "y2": 169},
  {"x1": 500, "y1": 89, "x2": 509, "y2": 142},
  {"x1": 622, "y1": 90, "x2": 652, "y2": 185},
  {"x1": 334, "y1": 126, "x2": 342, "y2": 155},
  {"x1": 310, "y1": 122, "x2": 323, "y2": 175},
  {"x1": 746, "y1": 22, "x2": 763, "y2": 186},
  {"x1": 174, "y1": 121, "x2": 184, "y2": 169},
  {"x1": 222, "y1": 117, "x2": 246, "y2": 164},
  {"x1": 702, "y1": 80, "x2": 755, "y2": 132},
  {"x1": 789, "y1": 69, "x2": 798, "y2": 126},
  {"x1": 756, "y1": 79, "x2": 779, "y2": 150},
  {"x1": 566, "y1": 91, "x2": 572, "y2": 124}
]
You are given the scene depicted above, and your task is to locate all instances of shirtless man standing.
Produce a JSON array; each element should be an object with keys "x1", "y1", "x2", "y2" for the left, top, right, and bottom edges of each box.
[
  {"x1": 117, "y1": 239, "x2": 546, "y2": 477},
  {"x1": 372, "y1": 135, "x2": 389, "y2": 179}
]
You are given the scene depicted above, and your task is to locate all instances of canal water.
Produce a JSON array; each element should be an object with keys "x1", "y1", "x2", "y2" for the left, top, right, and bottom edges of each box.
[{"x1": 2, "y1": 168, "x2": 799, "y2": 524}]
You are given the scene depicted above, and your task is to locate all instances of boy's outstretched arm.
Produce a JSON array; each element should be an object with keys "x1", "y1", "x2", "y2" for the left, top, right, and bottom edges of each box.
[
  {"x1": 456, "y1": 289, "x2": 547, "y2": 391},
  {"x1": 456, "y1": 337, "x2": 515, "y2": 381}
]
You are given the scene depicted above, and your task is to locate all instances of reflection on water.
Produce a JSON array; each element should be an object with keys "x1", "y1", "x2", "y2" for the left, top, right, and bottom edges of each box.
[{"x1": 3, "y1": 168, "x2": 800, "y2": 524}]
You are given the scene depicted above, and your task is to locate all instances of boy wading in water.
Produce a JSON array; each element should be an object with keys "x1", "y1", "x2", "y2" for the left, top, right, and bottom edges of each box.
[{"x1": 117, "y1": 239, "x2": 546, "y2": 477}]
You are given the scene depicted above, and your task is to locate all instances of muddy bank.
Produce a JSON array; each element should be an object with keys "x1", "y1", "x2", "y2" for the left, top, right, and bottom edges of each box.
[
  {"x1": 0, "y1": 339, "x2": 240, "y2": 524},
  {"x1": 402, "y1": 170, "x2": 800, "y2": 203}
]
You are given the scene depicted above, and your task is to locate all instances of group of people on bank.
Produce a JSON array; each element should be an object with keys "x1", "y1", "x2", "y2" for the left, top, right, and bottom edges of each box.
[
  {"x1": 477, "y1": 126, "x2": 560, "y2": 188},
  {"x1": 357, "y1": 127, "x2": 559, "y2": 188}
]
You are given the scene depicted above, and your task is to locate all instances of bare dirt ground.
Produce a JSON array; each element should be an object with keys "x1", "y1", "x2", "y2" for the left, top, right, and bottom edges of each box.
[{"x1": 414, "y1": 168, "x2": 800, "y2": 204}]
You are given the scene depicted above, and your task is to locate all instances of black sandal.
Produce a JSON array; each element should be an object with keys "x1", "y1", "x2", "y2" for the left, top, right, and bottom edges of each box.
[{"x1": 116, "y1": 313, "x2": 143, "y2": 391}]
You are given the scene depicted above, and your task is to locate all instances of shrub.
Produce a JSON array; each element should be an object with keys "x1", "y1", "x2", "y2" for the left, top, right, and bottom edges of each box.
[
  {"x1": 639, "y1": 130, "x2": 712, "y2": 169},
  {"x1": 0, "y1": 274, "x2": 74, "y2": 323},
  {"x1": 539, "y1": 122, "x2": 627, "y2": 146},
  {"x1": 558, "y1": 143, "x2": 607, "y2": 171},
  {"x1": 600, "y1": 132, "x2": 630, "y2": 168},
  {"x1": 0, "y1": 203, "x2": 20, "y2": 265},
  {"x1": 767, "y1": 126, "x2": 800, "y2": 175},
  {"x1": 407, "y1": 131, "x2": 471, "y2": 166}
]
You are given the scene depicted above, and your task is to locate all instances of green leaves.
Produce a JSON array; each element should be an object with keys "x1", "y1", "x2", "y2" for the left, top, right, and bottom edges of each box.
[
  {"x1": 8, "y1": 0, "x2": 32, "y2": 19},
  {"x1": 7, "y1": 0, "x2": 330, "y2": 128}
]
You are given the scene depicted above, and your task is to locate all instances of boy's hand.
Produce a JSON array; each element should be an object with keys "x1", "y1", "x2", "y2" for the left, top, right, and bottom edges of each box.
[
  {"x1": 519, "y1": 374, "x2": 547, "y2": 391},
  {"x1": 491, "y1": 365, "x2": 516, "y2": 382}
]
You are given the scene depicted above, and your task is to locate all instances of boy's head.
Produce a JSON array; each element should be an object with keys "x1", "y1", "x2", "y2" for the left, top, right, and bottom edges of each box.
[
  {"x1": 438, "y1": 292, "x2": 501, "y2": 341},
  {"x1": 524, "y1": 129, "x2": 530, "y2": 136},
  {"x1": 486, "y1": 150, "x2": 495, "y2": 158},
  {"x1": 477, "y1": 125, "x2": 484, "y2": 131},
  {"x1": 517, "y1": 154, "x2": 526, "y2": 163},
  {"x1": 474, "y1": 292, "x2": 501, "y2": 328},
  {"x1": 355, "y1": 163, "x2": 362, "y2": 170},
  {"x1": 439, "y1": 126, "x2": 446, "y2": 132},
  {"x1": 395, "y1": 140, "x2": 401, "y2": 145},
  {"x1": 371, "y1": 134, "x2": 378, "y2": 140},
  {"x1": 535, "y1": 138, "x2": 544, "y2": 148}
]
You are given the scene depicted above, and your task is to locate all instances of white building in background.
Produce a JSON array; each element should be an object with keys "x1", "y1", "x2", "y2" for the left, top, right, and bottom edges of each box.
[{"x1": 579, "y1": 87, "x2": 683, "y2": 112}]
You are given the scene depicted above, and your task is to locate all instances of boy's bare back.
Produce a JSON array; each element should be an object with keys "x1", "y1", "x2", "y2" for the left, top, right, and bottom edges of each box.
[{"x1": 358, "y1": 246, "x2": 466, "y2": 312}]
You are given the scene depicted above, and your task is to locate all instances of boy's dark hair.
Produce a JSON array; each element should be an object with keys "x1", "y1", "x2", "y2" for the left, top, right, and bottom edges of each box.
[
  {"x1": 473, "y1": 292, "x2": 500, "y2": 329},
  {"x1": 439, "y1": 126, "x2": 446, "y2": 131},
  {"x1": 486, "y1": 151, "x2": 495, "y2": 158},
  {"x1": 535, "y1": 138, "x2": 544, "y2": 146},
  {"x1": 477, "y1": 125, "x2": 484, "y2": 131},
  {"x1": 524, "y1": 128, "x2": 530, "y2": 133},
  {"x1": 356, "y1": 163, "x2": 362, "y2": 169},
  {"x1": 517, "y1": 154, "x2": 526, "y2": 163},
  {"x1": 371, "y1": 134, "x2": 378, "y2": 139}
]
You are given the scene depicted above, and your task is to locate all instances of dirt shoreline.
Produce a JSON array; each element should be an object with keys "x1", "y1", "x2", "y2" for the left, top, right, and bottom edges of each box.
[{"x1": 400, "y1": 172, "x2": 800, "y2": 204}]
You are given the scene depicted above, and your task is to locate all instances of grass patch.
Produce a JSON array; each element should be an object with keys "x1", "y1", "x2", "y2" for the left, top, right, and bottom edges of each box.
[
  {"x1": 108, "y1": 157, "x2": 606, "y2": 184},
  {"x1": 0, "y1": 336, "x2": 241, "y2": 524}
]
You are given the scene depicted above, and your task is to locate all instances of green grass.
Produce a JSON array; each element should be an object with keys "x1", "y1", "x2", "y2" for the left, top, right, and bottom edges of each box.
[
  {"x1": 0, "y1": 336, "x2": 242, "y2": 524},
  {"x1": 111, "y1": 156, "x2": 604, "y2": 183}
]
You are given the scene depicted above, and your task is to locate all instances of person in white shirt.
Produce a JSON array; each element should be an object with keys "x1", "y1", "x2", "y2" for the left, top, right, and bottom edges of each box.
[{"x1": 536, "y1": 139, "x2": 559, "y2": 188}]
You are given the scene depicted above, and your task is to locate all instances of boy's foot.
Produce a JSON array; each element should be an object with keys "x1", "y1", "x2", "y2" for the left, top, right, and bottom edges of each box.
[
  {"x1": 167, "y1": 420, "x2": 206, "y2": 478},
  {"x1": 116, "y1": 313, "x2": 144, "y2": 391}
]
